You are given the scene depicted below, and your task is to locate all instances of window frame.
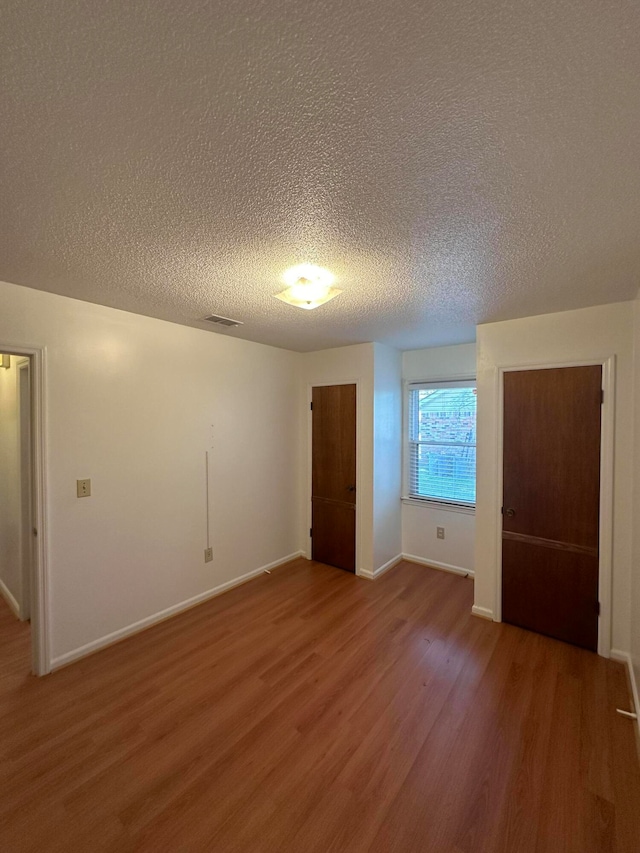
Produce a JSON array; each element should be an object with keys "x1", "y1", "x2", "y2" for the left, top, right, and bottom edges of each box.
[{"x1": 402, "y1": 377, "x2": 477, "y2": 511}]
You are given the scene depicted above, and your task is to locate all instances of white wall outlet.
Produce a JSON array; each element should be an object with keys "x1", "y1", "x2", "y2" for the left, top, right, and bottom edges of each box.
[
  {"x1": 204, "y1": 547, "x2": 213, "y2": 563},
  {"x1": 77, "y1": 479, "x2": 91, "y2": 498},
  {"x1": 437, "y1": 526, "x2": 445, "y2": 540}
]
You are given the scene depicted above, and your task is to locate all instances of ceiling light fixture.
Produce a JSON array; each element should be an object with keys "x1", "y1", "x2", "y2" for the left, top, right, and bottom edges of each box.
[{"x1": 275, "y1": 264, "x2": 342, "y2": 310}]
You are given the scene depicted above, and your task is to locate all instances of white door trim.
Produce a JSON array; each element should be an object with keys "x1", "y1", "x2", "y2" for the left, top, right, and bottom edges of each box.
[
  {"x1": 0, "y1": 343, "x2": 50, "y2": 674},
  {"x1": 494, "y1": 357, "x2": 615, "y2": 658},
  {"x1": 17, "y1": 359, "x2": 32, "y2": 623},
  {"x1": 306, "y1": 380, "x2": 361, "y2": 576}
]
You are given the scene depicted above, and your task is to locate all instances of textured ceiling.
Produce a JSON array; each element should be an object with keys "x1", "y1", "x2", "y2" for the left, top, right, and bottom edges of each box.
[{"x1": 1, "y1": 1, "x2": 639, "y2": 352}]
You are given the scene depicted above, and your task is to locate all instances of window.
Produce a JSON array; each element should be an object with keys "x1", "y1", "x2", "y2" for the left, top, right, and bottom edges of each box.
[{"x1": 407, "y1": 380, "x2": 477, "y2": 506}]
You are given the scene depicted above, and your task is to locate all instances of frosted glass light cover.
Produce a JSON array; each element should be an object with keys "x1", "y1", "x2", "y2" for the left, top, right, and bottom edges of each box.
[
  {"x1": 274, "y1": 286, "x2": 342, "y2": 310},
  {"x1": 275, "y1": 264, "x2": 341, "y2": 309}
]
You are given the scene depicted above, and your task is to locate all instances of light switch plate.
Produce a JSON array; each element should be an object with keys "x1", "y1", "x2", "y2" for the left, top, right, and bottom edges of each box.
[
  {"x1": 436, "y1": 526, "x2": 445, "y2": 539},
  {"x1": 77, "y1": 479, "x2": 91, "y2": 498},
  {"x1": 204, "y1": 547, "x2": 213, "y2": 563}
]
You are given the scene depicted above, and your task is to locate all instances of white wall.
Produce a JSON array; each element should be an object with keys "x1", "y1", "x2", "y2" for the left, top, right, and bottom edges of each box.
[
  {"x1": 372, "y1": 343, "x2": 402, "y2": 572},
  {"x1": 0, "y1": 280, "x2": 300, "y2": 667},
  {"x1": 403, "y1": 343, "x2": 477, "y2": 382},
  {"x1": 298, "y1": 344, "x2": 375, "y2": 575},
  {"x1": 401, "y1": 343, "x2": 476, "y2": 575},
  {"x1": 0, "y1": 357, "x2": 22, "y2": 615},
  {"x1": 475, "y1": 303, "x2": 634, "y2": 654}
]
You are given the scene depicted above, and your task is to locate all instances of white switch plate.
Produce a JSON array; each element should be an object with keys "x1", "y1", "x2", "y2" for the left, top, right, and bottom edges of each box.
[
  {"x1": 204, "y1": 547, "x2": 213, "y2": 563},
  {"x1": 436, "y1": 526, "x2": 445, "y2": 539},
  {"x1": 77, "y1": 479, "x2": 91, "y2": 498}
]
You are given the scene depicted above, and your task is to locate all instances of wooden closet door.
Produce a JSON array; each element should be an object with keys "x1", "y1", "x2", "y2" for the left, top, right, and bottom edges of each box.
[
  {"x1": 311, "y1": 385, "x2": 356, "y2": 572},
  {"x1": 502, "y1": 366, "x2": 602, "y2": 650}
]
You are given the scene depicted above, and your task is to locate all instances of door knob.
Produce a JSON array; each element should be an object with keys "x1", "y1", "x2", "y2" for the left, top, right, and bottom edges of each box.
[{"x1": 505, "y1": 508, "x2": 515, "y2": 518}]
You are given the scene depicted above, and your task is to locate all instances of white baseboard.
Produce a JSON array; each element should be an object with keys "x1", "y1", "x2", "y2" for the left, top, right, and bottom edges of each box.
[
  {"x1": 471, "y1": 605, "x2": 494, "y2": 621},
  {"x1": 610, "y1": 648, "x2": 640, "y2": 740},
  {"x1": 50, "y1": 551, "x2": 304, "y2": 670},
  {"x1": 0, "y1": 576, "x2": 21, "y2": 620},
  {"x1": 358, "y1": 554, "x2": 403, "y2": 581},
  {"x1": 401, "y1": 553, "x2": 474, "y2": 578}
]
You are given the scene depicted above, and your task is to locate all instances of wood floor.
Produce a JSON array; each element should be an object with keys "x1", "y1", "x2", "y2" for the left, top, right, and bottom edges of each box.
[{"x1": 1, "y1": 559, "x2": 639, "y2": 852}]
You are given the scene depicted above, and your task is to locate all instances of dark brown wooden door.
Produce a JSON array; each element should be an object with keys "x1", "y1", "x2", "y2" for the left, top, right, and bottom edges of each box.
[
  {"x1": 502, "y1": 366, "x2": 602, "y2": 651},
  {"x1": 312, "y1": 384, "x2": 356, "y2": 572}
]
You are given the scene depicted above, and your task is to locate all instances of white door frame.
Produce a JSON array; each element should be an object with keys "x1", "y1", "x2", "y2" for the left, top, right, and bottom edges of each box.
[
  {"x1": 306, "y1": 380, "x2": 362, "y2": 576},
  {"x1": 494, "y1": 356, "x2": 615, "y2": 658},
  {"x1": 1, "y1": 343, "x2": 50, "y2": 674},
  {"x1": 17, "y1": 359, "x2": 32, "y2": 623}
]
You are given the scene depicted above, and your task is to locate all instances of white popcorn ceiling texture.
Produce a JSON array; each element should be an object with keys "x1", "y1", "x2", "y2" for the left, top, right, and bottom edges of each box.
[{"x1": 1, "y1": 0, "x2": 639, "y2": 352}]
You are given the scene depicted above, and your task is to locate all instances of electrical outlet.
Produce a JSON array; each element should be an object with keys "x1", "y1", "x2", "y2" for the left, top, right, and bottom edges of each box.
[
  {"x1": 204, "y1": 547, "x2": 213, "y2": 563},
  {"x1": 437, "y1": 526, "x2": 445, "y2": 540},
  {"x1": 76, "y1": 479, "x2": 91, "y2": 498}
]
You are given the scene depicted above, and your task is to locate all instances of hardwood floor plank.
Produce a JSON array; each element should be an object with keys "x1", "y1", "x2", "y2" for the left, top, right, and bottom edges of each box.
[
  {"x1": 490, "y1": 635, "x2": 558, "y2": 853},
  {"x1": 606, "y1": 661, "x2": 640, "y2": 851},
  {"x1": 0, "y1": 558, "x2": 638, "y2": 852}
]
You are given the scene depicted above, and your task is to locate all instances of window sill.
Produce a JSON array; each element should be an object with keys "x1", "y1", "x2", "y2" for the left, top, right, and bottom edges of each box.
[{"x1": 401, "y1": 497, "x2": 476, "y2": 515}]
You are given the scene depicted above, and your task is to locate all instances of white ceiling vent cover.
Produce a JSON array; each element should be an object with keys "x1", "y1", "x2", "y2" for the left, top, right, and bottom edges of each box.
[{"x1": 203, "y1": 314, "x2": 244, "y2": 327}]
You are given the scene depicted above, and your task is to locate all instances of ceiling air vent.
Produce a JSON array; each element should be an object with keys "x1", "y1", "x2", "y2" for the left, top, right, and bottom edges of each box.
[{"x1": 203, "y1": 314, "x2": 244, "y2": 327}]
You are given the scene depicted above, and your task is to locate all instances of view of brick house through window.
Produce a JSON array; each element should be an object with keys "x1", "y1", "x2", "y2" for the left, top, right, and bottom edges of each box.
[{"x1": 407, "y1": 382, "x2": 477, "y2": 505}]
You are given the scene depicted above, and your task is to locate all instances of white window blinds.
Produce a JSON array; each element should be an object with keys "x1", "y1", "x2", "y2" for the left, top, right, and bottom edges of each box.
[{"x1": 408, "y1": 380, "x2": 477, "y2": 505}]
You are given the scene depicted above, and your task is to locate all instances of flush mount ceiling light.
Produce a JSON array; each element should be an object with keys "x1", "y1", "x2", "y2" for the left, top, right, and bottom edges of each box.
[{"x1": 275, "y1": 263, "x2": 342, "y2": 310}]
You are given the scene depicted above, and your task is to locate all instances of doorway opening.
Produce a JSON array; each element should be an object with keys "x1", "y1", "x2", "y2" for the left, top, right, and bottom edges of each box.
[{"x1": 0, "y1": 347, "x2": 48, "y2": 674}]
